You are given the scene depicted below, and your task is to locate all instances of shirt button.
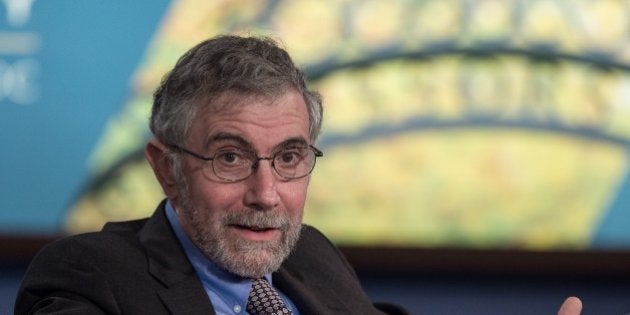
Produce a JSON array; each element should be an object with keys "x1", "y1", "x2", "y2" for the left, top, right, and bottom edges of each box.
[{"x1": 233, "y1": 305, "x2": 242, "y2": 313}]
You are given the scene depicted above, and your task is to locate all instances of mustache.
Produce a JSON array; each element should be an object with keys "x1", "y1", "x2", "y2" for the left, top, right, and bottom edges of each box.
[{"x1": 222, "y1": 210, "x2": 292, "y2": 230}]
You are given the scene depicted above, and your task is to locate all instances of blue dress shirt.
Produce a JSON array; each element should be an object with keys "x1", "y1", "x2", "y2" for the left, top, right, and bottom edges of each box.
[{"x1": 165, "y1": 201, "x2": 300, "y2": 314}]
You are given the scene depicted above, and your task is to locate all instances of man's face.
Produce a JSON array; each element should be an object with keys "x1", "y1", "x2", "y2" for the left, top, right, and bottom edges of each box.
[{"x1": 173, "y1": 89, "x2": 311, "y2": 278}]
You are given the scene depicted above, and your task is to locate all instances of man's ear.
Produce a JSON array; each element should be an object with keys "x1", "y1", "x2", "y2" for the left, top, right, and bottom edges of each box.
[{"x1": 145, "y1": 139, "x2": 179, "y2": 200}]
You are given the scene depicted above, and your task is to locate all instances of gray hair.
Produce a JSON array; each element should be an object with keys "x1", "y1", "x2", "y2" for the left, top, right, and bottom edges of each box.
[{"x1": 149, "y1": 35, "x2": 323, "y2": 146}]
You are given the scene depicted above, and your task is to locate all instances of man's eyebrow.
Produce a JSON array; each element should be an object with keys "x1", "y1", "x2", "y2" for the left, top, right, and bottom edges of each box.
[
  {"x1": 206, "y1": 133, "x2": 309, "y2": 152},
  {"x1": 205, "y1": 133, "x2": 254, "y2": 151},
  {"x1": 276, "y1": 137, "x2": 309, "y2": 149}
]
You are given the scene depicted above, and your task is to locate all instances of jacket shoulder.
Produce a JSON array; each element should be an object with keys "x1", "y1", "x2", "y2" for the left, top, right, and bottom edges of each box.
[{"x1": 292, "y1": 224, "x2": 355, "y2": 272}]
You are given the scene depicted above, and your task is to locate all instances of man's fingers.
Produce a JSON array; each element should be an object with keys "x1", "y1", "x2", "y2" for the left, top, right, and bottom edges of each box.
[{"x1": 558, "y1": 296, "x2": 582, "y2": 315}]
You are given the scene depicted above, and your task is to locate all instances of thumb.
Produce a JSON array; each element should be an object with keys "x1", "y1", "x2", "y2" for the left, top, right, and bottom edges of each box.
[{"x1": 558, "y1": 296, "x2": 582, "y2": 315}]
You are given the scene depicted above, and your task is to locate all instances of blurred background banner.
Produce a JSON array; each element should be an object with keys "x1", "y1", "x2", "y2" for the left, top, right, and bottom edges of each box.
[{"x1": 2, "y1": 0, "x2": 630, "y2": 251}]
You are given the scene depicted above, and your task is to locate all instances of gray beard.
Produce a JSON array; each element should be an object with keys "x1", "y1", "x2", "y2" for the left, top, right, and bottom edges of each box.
[
  {"x1": 190, "y1": 207, "x2": 301, "y2": 278},
  {"x1": 177, "y1": 182, "x2": 302, "y2": 278}
]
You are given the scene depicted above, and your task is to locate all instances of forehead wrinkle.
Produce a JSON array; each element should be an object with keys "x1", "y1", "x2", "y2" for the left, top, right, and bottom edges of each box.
[
  {"x1": 194, "y1": 90, "x2": 309, "y2": 154},
  {"x1": 202, "y1": 90, "x2": 281, "y2": 116},
  {"x1": 198, "y1": 103, "x2": 305, "y2": 138}
]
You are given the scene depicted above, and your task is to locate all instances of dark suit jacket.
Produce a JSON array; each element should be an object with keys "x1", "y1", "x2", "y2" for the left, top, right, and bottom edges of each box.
[{"x1": 15, "y1": 202, "x2": 408, "y2": 315}]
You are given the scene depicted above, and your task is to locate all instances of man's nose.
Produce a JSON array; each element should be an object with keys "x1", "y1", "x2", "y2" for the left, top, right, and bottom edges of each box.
[{"x1": 243, "y1": 159, "x2": 280, "y2": 210}]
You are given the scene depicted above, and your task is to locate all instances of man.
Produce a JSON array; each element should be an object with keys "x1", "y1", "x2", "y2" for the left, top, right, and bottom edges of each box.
[
  {"x1": 15, "y1": 35, "x2": 581, "y2": 315},
  {"x1": 15, "y1": 35, "x2": 408, "y2": 314}
]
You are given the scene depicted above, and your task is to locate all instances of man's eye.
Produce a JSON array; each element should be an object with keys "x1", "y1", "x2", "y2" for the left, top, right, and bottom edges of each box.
[
  {"x1": 216, "y1": 151, "x2": 245, "y2": 165},
  {"x1": 277, "y1": 150, "x2": 303, "y2": 165}
]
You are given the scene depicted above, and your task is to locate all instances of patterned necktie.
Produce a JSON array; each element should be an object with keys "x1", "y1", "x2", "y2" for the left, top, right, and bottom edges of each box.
[{"x1": 246, "y1": 278, "x2": 293, "y2": 315}]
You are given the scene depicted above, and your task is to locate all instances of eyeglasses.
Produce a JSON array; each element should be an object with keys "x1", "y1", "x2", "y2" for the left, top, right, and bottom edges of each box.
[{"x1": 171, "y1": 144, "x2": 323, "y2": 182}]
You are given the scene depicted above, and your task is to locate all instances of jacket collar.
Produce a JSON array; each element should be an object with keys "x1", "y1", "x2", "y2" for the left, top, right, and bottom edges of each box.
[
  {"x1": 274, "y1": 267, "x2": 339, "y2": 315},
  {"x1": 138, "y1": 200, "x2": 216, "y2": 314}
]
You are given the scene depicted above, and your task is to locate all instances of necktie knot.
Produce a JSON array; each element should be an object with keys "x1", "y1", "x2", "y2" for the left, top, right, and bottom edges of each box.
[{"x1": 246, "y1": 278, "x2": 293, "y2": 315}]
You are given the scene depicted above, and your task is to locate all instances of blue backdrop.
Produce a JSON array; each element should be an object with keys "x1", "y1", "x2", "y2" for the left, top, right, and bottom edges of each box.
[{"x1": 0, "y1": 1, "x2": 169, "y2": 234}]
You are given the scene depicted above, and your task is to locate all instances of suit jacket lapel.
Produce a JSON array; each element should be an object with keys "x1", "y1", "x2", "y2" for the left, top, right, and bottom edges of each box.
[
  {"x1": 273, "y1": 225, "x2": 386, "y2": 315},
  {"x1": 274, "y1": 267, "x2": 337, "y2": 315},
  {"x1": 139, "y1": 202, "x2": 216, "y2": 314},
  {"x1": 273, "y1": 231, "x2": 352, "y2": 315}
]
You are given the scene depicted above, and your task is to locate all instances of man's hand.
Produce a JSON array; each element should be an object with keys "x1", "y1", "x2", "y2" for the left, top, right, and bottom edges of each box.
[{"x1": 558, "y1": 296, "x2": 582, "y2": 315}]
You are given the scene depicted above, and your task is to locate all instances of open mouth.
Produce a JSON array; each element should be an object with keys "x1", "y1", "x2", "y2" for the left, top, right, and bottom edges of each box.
[
  {"x1": 232, "y1": 224, "x2": 276, "y2": 231},
  {"x1": 229, "y1": 224, "x2": 280, "y2": 241},
  {"x1": 247, "y1": 225, "x2": 273, "y2": 231}
]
